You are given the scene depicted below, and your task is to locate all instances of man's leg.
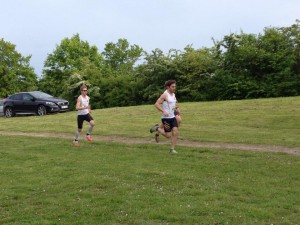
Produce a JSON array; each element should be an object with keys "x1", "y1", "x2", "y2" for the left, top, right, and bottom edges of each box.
[
  {"x1": 175, "y1": 115, "x2": 181, "y2": 128},
  {"x1": 157, "y1": 127, "x2": 171, "y2": 138},
  {"x1": 157, "y1": 116, "x2": 181, "y2": 142},
  {"x1": 157, "y1": 119, "x2": 172, "y2": 139},
  {"x1": 86, "y1": 120, "x2": 95, "y2": 142},
  {"x1": 169, "y1": 117, "x2": 179, "y2": 154},
  {"x1": 74, "y1": 115, "x2": 83, "y2": 146},
  {"x1": 170, "y1": 127, "x2": 179, "y2": 150},
  {"x1": 150, "y1": 119, "x2": 173, "y2": 144},
  {"x1": 75, "y1": 128, "x2": 82, "y2": 139},
  {"x1": 154, "y1": 123, "x2": 164, "y2": 143},
  {"x1": 73, "y1": 128, "x2": 82, "y2": 146}
]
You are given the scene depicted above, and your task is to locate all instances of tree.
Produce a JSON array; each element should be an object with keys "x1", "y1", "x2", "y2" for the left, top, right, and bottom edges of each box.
[
  {"x1": 102, "y1": 38, "x2": 143, "y2": 74},
  {"x1": 135, "y1": 48, "x2": 182, "y2": 103},
  {"x1": 0, "y1": 38, "x2": 37, "y2": 98},
  {"x1": 212, "y1": 23, "x2": 300, "y2": 99},
  {"x1": 277, "y1": 20, "x2": 300, "y2": 95},
  {"x1": 176, "y1": 45, "x2": 217, "y2": 101},
  {"x1": 97, "y1": 74, "x2": 141, "y2": 108},
  {"x1": 62, "y1": 57, "x2": 102, "y2": 109},
  {"x1": 40, "y1": 34, "x2": 103, "y2": 97}
]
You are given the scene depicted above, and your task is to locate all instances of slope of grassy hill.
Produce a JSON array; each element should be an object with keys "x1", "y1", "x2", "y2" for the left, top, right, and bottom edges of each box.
[{"x1": 0, "y1": 96, "x2": 299, "y2": 147}]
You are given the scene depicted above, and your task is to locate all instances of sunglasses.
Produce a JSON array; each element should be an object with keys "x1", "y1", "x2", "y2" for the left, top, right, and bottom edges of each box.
[{"x1": 82, "y1": 90, "x2": 87, "y2": 92}]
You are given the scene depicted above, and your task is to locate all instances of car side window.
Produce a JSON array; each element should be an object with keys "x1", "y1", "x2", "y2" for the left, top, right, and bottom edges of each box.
[
  {"x1": 13, "y1": 94, "x2": 23, "y2": 100},
  {"x1": 23, "y1": 94, "x2": 33, "y2": 101}
]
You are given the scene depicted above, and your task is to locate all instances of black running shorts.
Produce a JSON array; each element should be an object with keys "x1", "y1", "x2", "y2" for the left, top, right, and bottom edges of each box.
[
  {"x1": 77, "y1": 114, "x2": 94, "y2": 129},
  {"x1": 161, "y1": 117, "x2": 178, "y2": 133}
]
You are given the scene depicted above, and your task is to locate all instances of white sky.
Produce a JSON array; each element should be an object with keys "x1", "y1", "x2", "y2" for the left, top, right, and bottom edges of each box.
[{"x1": 1, "y1": 0, "x2": 299, "y2": 76}]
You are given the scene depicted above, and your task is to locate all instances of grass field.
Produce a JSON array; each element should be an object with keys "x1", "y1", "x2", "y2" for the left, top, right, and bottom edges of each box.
[
  {"x1": 0, "y1": 96, "x2": 300, "y2": 224},
  {"x1": 0, "y1": 136, "x2": 299, "y2": 225}
]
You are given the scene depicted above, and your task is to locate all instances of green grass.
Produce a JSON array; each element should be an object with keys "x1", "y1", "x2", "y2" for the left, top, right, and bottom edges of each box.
[
  {"x1": 0, "y1": 96, "x2": 300, "y2": 147},
  {"x1": 0, "y1": 136, "x2": 299, "y2": 225},
  {"x1": 1, "y1": 97, "x2": 300, "y2": 224}
]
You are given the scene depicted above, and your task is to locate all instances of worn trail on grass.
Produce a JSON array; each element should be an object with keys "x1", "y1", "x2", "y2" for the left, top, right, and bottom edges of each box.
[{"x1": 0, "y1": 131, "x2": 299, "y2": 155}]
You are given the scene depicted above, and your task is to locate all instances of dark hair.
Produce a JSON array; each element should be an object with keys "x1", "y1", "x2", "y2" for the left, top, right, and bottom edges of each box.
[{"x1": 164, "y1": 80, "x2": 176, "y2": 88}]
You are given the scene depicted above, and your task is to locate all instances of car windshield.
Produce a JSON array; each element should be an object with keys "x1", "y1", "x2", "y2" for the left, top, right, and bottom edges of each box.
[{"x1": 30, "y1": 92, "x2": 53, "y2": 99}]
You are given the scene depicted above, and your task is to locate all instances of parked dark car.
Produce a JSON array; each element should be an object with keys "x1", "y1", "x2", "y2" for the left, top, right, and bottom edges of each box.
[{"x1": 3, "y1": 91, "x2": 69, "y2": 117}]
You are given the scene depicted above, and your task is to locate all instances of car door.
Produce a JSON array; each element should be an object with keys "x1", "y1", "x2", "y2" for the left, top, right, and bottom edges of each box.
[
  {"x1": 22, "y1": 93, "x2": 36, "y2": 113},
  {"x1": 12, "y1": 93, "x2": 24, "y2": 112}
]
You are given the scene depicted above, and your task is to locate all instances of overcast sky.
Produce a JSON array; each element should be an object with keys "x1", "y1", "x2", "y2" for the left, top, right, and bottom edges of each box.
[{"x1": 1, "y1": 0, "x2": 299, "y2": 76}]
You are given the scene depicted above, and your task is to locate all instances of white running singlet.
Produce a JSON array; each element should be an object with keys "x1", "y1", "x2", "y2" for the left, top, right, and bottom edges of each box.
[
  {"x1": 162, "y1": 90, "x2": 176, "y2": 119},
  {"x1": 77, "y1": 95, "x2": 90, "y2": 115}
]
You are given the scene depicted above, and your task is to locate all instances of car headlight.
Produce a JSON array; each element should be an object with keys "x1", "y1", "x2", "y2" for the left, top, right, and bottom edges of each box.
[{"x1": 46, "y1": 102, "x2": 56, "y2": 106}]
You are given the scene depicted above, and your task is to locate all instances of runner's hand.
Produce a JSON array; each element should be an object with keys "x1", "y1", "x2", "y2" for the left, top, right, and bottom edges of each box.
[{"x1": 163, "y1": 110, "x2": 169, "y2": 117}]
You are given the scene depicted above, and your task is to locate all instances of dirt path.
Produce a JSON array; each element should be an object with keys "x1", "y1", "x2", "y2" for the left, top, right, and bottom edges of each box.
[{"x1": 1, "y1": 131, "x2": 299, "y2": 155}]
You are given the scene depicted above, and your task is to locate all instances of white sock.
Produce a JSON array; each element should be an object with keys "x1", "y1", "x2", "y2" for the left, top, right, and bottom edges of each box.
[
  {"x1": 75, "y1": 131, "x2": 80, "y2": 140},
  {"x1": 87, "y1": 125, "x2": 93, "y2": 135}
]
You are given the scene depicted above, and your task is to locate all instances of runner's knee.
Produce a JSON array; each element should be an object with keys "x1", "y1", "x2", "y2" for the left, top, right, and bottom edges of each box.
[
  {"x1": 172, "y1": 127, "x2": 179, "y2": 136},
  {"x1": 90, "y1": 120, "x2": 95, "y2": 126}
]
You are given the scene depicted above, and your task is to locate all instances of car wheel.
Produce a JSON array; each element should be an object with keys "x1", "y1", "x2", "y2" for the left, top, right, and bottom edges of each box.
[
  {"x1": 4, "y1": 107, "x2": 14, "y2": 118},
  {"x1": 37, "y1": 105, "x2": 47, "y2": 116}
]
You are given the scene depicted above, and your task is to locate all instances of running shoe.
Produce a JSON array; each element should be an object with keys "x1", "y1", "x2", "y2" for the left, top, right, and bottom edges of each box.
[
  {"x1": 73, "y1": 141, "x2": 80, "y2": 147},
  {"x1": 169, "y1": 149, "x2": 178, "y2": 154},
  {"x1": 155, "y1": 133, "x2": 159, "y2": 143},
  {"x1": 150, "y1": 124, "x2": 159, "y2": 133},
  {"x1": 86, "y1": 135, "x2": 92, "y2": 142}
]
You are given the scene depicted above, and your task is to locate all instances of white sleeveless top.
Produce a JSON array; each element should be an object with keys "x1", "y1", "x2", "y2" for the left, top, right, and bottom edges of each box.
[
  {"x1": 77, "y1": 95, "x2": 90, "y2": 115},
  {"x1": 162, "y1": 90, "x2": 176, "y2": 119}
]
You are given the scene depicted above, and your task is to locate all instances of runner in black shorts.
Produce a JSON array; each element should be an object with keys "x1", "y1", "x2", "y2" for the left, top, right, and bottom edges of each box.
[
  {"x1": 73, "y1": 85, "x2": 95, "y2": 146},
  {"x1": 162, "y1": 117, "x2": 178, "y2": 133},
  {"x1": 150, "y1": 80, "x2": 180, "y2": 154},
  {"x1": 77, "y1": 114, "x2": 94, "y2": 129}
]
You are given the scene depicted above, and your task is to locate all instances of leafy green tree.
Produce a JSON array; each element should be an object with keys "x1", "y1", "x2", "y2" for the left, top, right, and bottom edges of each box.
[
  {"x1": 211, "y1": 33, "x2": 269, "y2": 99},
  {"x1": 176, "y1": 45, "x2": 217, "y2": 101},
  {"x1": 102, "y1": 38, "x2": 143, "y2": 74},
  {"x1": 136, "y1": 48, "x2": 182, "y2": 103},
  {"x1": 97, "y1": 74, "x2": 140, "y2": 108},
  {"x1": 36, "y1": 20, "x2": 300, "y2": 107},
  {"x1": 212, "y1": 22, "x2": 300, "y2": 99},
  {"x1": 289, "y1": 20, "x2": 300, "y2": 76},
  {"x1": 0, "y1": 38, "x2": 37, "y2": 98},
  {"x1": 275, "y1": 20, "x2": 300, "y2": 95},
  {"x1": 95, "y1": 39, "x2": 144, "y2": 107},
  {"x1": 63, "y1": 57, "x2": 102, "y2": 109},
  {"x1": 40, "y1": 34, "x2": 103, "y2": 97}
]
